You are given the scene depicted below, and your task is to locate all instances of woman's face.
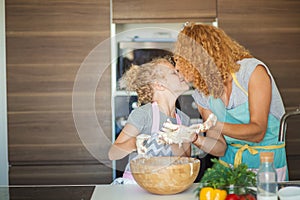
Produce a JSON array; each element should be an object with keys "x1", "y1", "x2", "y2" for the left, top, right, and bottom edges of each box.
[
  {"x1": 174, "y1": 60, "x2": 194, "y2": 83},
  {"x1": 157, "y1": 62, "x2": 189, "y2": 95}
]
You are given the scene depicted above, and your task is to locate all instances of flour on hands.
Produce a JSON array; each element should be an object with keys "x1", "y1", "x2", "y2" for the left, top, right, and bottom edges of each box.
[{"x1": 158, "y1": 113, "x2": 217, "y2": 146}]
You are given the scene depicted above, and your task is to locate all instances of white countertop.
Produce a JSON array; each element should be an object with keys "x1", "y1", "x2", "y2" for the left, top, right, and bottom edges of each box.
[{"x1": 91, "y1": 184, "x2": 198, "y2": 200}]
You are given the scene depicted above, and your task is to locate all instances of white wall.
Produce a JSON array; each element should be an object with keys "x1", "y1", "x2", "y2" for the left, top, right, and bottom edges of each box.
[{"x1": 0, "y1": 0, "x2": 9, "y2": 185}]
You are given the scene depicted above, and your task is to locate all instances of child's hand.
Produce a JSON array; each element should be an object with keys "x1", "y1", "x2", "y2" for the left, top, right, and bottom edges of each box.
[
  {"x1": 157, "y1": 119, "x2": 195, "y2": 145},
  {"x1": 157, "y1": 113, "x2": 217, "y2": 145},
  {"x1": 136, "y1": 134, "x2": 151, "y2": 155}
]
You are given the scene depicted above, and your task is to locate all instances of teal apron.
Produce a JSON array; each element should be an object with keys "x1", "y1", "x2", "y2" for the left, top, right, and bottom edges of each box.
[{"x1": 208, "y1": 74, "x2": 288, "y2": 181}]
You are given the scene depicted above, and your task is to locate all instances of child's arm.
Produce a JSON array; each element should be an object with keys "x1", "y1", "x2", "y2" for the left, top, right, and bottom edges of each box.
[{"x1": 108, "y1": 124, "x2": 139, "y2": 160}]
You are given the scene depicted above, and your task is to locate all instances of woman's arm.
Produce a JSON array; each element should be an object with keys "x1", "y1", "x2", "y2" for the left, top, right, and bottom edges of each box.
[
  {"x1": 192, "y1": 106, "x2": 227, "y2": 157},
  {"x1": 171, "y1": 142, "x2": 191, "y2": 157},
  {"x1": 108, "y1": 124, "x2": 139, "y2": 160},
  {"x1": 212, "y1": 65, "x2": 271, "y2": 143}
]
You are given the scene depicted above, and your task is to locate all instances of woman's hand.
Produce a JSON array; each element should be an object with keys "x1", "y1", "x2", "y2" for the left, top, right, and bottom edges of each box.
[{"x1": 189, "y1": 113, "x2": 218, "y2": 133}]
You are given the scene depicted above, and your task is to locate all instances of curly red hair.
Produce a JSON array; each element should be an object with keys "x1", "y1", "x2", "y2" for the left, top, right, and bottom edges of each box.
[{"x1": 174, "y1": 23, "x2": 252, "y2": 98}]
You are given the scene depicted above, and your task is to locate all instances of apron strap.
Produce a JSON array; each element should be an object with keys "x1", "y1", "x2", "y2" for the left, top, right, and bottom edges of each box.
[
  {"x1": 151, "y1": 102, "x2": 182, "y2": 133},
  {"x1": 175, "y1": 110, "x2": 182, "y2": 125},
  {"x1": 231, "y1": 73, "x2": 248, "y2": 96},
  {"x1": 231, "y1": 143, "x2": 285, "y2": 168},
  {"x1": 151, "y1": 102, "x2": 160, "y2": 133}
]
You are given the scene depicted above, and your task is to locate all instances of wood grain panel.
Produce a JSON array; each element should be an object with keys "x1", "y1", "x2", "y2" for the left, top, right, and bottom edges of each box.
[
  {"x1": 217, "y1": 0, "x2": 299, "y2": 28},
  {"x1": 9, "y1": 164, "x2": 112, "y2": 185},
  {"x1": 275, "y1": 112, "x2": 300, "y2": 175},
  {"x1": 7, "y1": 93, "x2": 74, "y2": 112},
  {"x1": 285, "y1": 116, "x2": 300, "y2": 157},
  {"x1": 267, "y1": 60, "x2": 300, "y2": 89},
  {"x1": 113, "y1": 0, "x2": 216, "y2": 23},
  {"x1": 9, "y1": 186, "x2": 95, "y2": 199},
  {"x1": 5, "y1": 0, "x2": 109, "y2": 32},
  {"x1": 287, "y1": 155, "x2": 300, "y2": 180},
  {"x1": 218, "y1": 0, "x2": 300, "y2": 64},
  {"x1": 280, "y1": 90, "x2": 300, "y2": 109},
  {"x1": 8, "y1": 112, "x2": 112, "y2": 162},
  {"x1": 6, "y1": 35, "x2": 107, "y2": 65},
  {"x1": 7, "y1": 64, "x2": 78, "y2": 94},
  {"x1": 232, "y1": 32, "x2": 299, "y2": 61},
  {"x1": 6, "y1": 0, "x2": 112, "y2": 184}
]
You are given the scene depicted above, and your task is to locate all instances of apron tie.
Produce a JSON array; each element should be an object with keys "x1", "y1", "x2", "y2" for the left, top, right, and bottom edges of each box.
[
  {"x1": 231, "y1": 143, "x2": 285, "y2": 168},
  {"x1": 232, "y1": 144, "x2": 258, "y2": 168}
]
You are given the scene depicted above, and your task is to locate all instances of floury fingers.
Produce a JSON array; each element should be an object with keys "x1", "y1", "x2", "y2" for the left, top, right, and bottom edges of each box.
[
  {"x1": 157, "y1": 113, "x2": 218, "y2": 146},
  {"x1": 196, "y1": 113, "x2": 217, "y2": 133}
]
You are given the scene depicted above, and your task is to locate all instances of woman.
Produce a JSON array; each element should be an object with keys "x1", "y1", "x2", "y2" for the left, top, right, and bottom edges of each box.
[
  {"x1": 108, "y1": 57, "x2": 192, "y2": 183},
  {"x1": 171, "y1": 23, "x2": 288, "y2": 181}
]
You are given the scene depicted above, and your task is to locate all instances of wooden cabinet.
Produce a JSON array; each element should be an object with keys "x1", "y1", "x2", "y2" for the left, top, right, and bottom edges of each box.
[
  {"x1": 112, "y1": 0, "x2": 217, "y2": 23},
  {"x1": 218, "y1": 0, "x2": 300, "y2": 180},
  {"x1": 6, "y1": 0, "x2": 112, "y2": 184}
]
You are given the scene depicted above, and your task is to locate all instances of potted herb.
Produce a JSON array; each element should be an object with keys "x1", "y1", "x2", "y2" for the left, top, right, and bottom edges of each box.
[{"x1": 195, "y1": 159, "x2": 256, "y2": 200}]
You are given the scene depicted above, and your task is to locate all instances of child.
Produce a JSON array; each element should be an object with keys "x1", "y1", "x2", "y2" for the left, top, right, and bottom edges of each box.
[{"x1": 108, "y1": 57, "x2": 192, "y2": 184}]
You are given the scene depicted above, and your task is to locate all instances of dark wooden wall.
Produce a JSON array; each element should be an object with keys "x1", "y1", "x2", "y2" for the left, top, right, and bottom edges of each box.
[
  {"x1": 113, "y1": 0, "x2": 216, "y2": 23},
  {"x1": 6, "y1": 0, "x2": 112, "y2": 184},
  {"x1": 218, "y1": 0, "x2": 300, "y2": 180}
]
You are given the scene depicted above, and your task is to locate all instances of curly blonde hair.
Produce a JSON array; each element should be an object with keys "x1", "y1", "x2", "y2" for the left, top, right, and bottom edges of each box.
[
  {"x1": 119, "y1": 57, "x2": 173, "y2": 106},
  {"x1": 174, "y1": 23, "x2": 252, "y2": 98}
]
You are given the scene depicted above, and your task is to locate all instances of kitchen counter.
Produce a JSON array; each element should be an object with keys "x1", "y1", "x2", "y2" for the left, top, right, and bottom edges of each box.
[
  {"x1": 1, "y1": 181, "x2": 299, "y2": 200},
  {"x1": 91, "y1": 184, "x2": 197, "y2": 200}
]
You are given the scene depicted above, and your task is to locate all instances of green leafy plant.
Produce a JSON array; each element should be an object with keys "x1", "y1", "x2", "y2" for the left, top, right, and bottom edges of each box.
[{"x1": 195, "y1": 159, "x2": 256, "y2": 196}]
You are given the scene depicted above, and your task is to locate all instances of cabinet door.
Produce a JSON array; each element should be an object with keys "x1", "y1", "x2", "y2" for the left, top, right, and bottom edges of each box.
[
  {"x1": 113, "y1": 0, "x2": 216, "y2": 23},
  {"x1": 6, "y1": 0, "x2": 112, "y2": 184}
]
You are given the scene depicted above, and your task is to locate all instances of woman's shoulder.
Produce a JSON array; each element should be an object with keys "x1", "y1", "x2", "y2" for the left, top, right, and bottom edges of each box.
[
  {"x1": 236, "y1": 58, "x2": 269, "y2": 86},
  {"x1": 237, "y1": 58, "x2": 268, "y2": 74}
]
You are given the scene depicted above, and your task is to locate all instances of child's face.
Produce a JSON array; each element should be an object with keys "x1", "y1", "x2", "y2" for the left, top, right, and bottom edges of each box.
[{"x1": 157, "y1": 62, "x2": 189, "y2": 95}]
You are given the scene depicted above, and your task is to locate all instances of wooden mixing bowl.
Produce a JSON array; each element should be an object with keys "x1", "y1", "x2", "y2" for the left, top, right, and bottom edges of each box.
[{"x1": 130, "y1": 156, "x2": 200, "y2": 195}]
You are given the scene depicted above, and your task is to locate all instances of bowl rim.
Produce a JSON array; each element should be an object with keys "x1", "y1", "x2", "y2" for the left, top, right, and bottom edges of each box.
[
  {"x1": 130, "y1": 156, "x2": 200, "y2": 164},
  {"x1": 278, "y1": 186, "x2": 300, "y2": 197}
]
